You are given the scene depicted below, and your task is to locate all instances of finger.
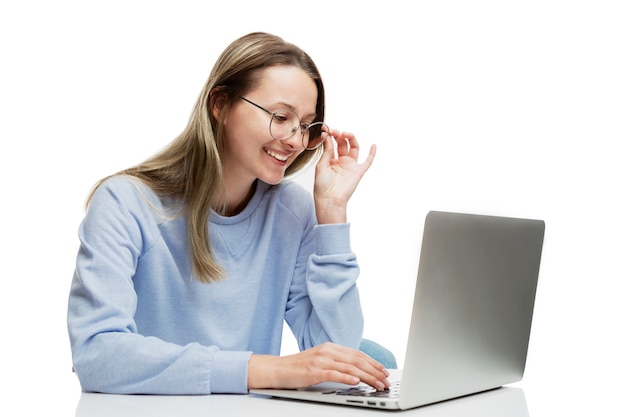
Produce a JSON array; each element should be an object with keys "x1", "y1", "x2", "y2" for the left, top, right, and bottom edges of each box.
[
  {"x1": 359, "y1": 144, "x2": 376, "y2": 172},
  {"x1": 334, "y1": 132, "x2": 350, "y2": 157},
  {"x1": 328, "y1": 127, "x2": 342, "y2": 139},
  {"x1": 341, "y1": 132, "x2": 360, "y2": 160},
  {"x1": 348, "y1": 353, "x2": 390, "y2": 389},
  {"x1": 317, "y1": 134, "x2": 335, "y2": 168},
  {"x1": 336, "y1": 363, "x2": 389, "y2": 391},
  {"x1": 312, "y1": 358, "x2": 386, "y2": 389},
  {"x1": 324, "y1": 345, "x2": 390, "y2": 389}
]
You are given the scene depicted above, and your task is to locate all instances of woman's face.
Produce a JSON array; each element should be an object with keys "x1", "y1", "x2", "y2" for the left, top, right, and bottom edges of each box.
[{"x1": 220, "y1": 65, "x2": 318, "y2": 186}]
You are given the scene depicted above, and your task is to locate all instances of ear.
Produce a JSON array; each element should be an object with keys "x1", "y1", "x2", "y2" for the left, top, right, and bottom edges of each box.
[{"x1": 209, "y1": 87, "x2": 227, "y2": 122}]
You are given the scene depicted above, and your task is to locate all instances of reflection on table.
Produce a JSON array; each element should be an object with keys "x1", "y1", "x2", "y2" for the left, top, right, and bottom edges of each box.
[{"x1": 75, "y1": 385, "x2": 529, "y2": 416}]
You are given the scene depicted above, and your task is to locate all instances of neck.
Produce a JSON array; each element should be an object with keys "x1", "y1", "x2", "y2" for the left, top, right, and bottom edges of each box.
[{"x1": 214, "y1": 179, "x2": 257, "y2": 216}]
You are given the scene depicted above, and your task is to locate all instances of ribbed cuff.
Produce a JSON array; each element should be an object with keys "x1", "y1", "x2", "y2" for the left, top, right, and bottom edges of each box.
[
  {"x1": 314, "y1": 223, "x2": 351, "y2": 255},
  {"x1": 209, "y1": 350, "x2": 253, "y2": 394}
]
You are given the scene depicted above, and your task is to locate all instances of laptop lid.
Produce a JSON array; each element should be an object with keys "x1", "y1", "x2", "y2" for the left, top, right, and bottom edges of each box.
[
  {"x1": 398, "y1": 211, "x2": 544, "y2": 409},
  {"x1": 251, "y1": 211, "x2": 545, "y2": 411}
]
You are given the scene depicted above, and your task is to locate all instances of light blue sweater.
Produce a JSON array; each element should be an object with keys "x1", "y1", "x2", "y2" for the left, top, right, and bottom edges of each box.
[{"x1": 67, "y1": 176, "x2": 364, "y2": 394}]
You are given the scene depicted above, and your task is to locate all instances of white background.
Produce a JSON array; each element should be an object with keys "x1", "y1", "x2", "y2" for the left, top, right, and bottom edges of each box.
[{"x1": 1, "y1": 1, "x2": 624, "y2": 415}]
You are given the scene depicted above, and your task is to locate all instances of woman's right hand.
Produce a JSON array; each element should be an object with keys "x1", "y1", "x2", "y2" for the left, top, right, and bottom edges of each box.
[{"x1": 247, "y1": 342, "x2": 390, "y2": 391}]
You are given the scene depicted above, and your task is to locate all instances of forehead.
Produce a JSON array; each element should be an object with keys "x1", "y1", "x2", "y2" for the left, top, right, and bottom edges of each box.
[{"x1": 249, "y1": 66, "x2": 318, "y2": 114}]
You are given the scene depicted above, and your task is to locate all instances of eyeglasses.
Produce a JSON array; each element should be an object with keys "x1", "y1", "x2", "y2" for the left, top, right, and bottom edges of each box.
[{"x1": 240, "y1": 97, "x2": 329, "y2": 150}]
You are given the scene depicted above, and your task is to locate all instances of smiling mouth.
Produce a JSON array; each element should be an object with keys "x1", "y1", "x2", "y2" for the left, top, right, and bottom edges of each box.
[{"x1": 264, "y1": 148, "x2": 289, "y2": 162}]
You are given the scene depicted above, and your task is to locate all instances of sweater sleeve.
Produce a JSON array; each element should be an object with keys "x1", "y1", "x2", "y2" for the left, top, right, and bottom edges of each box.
[
  {"x1": 285, "y1": 218, "x2": 365, "y2": 351},
  {"x1": 67, "y1": 177, "x2": 251, "y2": 394}
]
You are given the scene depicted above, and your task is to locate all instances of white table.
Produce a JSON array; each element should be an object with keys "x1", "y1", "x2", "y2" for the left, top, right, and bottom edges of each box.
[{"x1": 75, "y1": 386, "x2": 529, "y2": 417}]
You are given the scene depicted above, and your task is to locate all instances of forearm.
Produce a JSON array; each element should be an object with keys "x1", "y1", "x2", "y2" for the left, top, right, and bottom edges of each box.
[
  {"x1": 247, "y1": 354, "x2": 282, "y2": 389},
  {"x1": 71, "y1": 331, "x2": 252, "y2": 394},
  {"x1": 287, "y1": 224, "x2": 364, "y2": 350},
  {"x1": 314, "y1": 197, "x2": 347, "y2": 224}
]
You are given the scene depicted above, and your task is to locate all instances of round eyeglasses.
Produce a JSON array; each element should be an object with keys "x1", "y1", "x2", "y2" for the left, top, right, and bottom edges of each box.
[{"x1": 241, "y1": 97, "x2": 329, "y2": 150}]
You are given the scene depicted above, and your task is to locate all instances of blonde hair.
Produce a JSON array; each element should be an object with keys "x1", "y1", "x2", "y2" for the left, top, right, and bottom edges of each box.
[{"x1": 87, "y1": 32, "x2": 325, "y2": 283}]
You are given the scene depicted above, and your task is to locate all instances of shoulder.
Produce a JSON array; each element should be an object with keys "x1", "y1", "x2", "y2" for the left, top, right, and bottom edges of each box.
[
  {"x1": 88, "y1": 175, "x2": 171, "y2": 224},
  {"x1": 81, "y1": 176, "x2": 173, "y2": 250},
  {"x1": 91, "y1": 175, "x2": 161, "y2": 206},
  {"x1": 267, "y1": 180, "x2": 313, "y2": 211}
]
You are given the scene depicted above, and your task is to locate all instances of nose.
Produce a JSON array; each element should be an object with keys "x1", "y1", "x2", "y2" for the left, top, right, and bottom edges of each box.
[{"x1": 280, "y1": 130, "x2": 305, "y2": 151}]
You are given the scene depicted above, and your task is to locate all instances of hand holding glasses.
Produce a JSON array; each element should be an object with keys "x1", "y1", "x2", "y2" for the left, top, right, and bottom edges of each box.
[{"x1": 241, "y1": 97, "x2": 330, "y2": 150}]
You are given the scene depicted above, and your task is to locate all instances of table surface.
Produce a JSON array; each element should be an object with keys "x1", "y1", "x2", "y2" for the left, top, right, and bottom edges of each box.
[
  {"x1": 75, "y1": 386, "x2": 529, "y2": 417},
  {"x1": 54, "y1": 375, "x2": 619, "y2": 417}
]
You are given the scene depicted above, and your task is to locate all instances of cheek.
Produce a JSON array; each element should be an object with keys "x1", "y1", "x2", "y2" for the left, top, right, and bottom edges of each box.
[
  {"x1": 287, "y1": 150, "x2": 307, "y2": 168},
  {"x1": 222, "y1": 122, "x2": 267, "y2": 164}
]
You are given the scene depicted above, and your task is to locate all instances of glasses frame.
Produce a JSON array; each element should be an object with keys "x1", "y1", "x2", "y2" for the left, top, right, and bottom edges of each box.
[{"x1": 240, "y1": 97, "x2": 328, "y2": 150}]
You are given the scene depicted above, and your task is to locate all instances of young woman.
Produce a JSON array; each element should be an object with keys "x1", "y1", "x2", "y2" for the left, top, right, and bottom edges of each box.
[{"x1": 67, "y1": 32, "x2": 391, "y2": 395}]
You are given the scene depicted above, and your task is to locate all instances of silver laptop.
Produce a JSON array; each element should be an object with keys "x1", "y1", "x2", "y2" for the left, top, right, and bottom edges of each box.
[{"x1": 251, "y1": 211, "x2": 545, "y2": 410}]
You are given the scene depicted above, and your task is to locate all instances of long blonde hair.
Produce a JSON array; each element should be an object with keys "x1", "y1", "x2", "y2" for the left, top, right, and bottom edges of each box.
[{"x1": 87, "y1": 32, "x2": 325, "y2": 283}]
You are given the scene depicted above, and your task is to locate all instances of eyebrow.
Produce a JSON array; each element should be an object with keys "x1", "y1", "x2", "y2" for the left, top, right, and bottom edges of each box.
[{"x1": 271, "y1": 101, "x2": 317, "y2": 120}]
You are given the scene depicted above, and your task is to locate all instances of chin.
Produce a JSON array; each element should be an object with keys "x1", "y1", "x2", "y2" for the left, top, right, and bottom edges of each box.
[
  {"x1": 259, "y1": 167, "x2": 289, "y2": 186},
  {"x1": 263, "y1": 177, "x2": 284, "y2": 185}
]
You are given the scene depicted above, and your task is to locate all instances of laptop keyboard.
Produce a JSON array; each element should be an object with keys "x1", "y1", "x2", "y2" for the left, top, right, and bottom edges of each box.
[{"x1": 323, "y1": 381, "x2": 401, "y2": 399}]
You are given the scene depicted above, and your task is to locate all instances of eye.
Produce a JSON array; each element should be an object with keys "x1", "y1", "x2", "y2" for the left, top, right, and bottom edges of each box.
[{"x1": 273, "y1": 110, "x2": 298, "y2": 124}]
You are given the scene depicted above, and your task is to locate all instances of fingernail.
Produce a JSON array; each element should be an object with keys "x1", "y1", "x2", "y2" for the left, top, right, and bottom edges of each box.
[{"x1": 376, "y1": 381, "x2": 385, "y2": 390}]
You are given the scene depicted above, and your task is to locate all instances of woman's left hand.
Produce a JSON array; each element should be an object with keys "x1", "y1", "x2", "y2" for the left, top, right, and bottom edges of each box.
[{"x1": 314, "y1": 129, "x2": 376, "y2": 224}]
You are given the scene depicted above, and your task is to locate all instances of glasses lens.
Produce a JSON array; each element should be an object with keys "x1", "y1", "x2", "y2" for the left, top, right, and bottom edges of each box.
[
  {"x1": 303, "y1": 122, "x2": 329, "y2": 150},
  {"x1": 270, "y1": 110, "x2": 300, "y2": 141}
]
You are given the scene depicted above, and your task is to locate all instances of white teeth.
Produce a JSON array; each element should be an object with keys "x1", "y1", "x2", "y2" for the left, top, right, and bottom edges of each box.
[{"x1": 265, "y1": 148, "x2": 288, "y2": 162}]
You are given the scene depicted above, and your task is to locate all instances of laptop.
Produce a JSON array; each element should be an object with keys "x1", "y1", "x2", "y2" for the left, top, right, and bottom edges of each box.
[{"x1": 251, "y1": 211, "x2": 545, "y2": 410}]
